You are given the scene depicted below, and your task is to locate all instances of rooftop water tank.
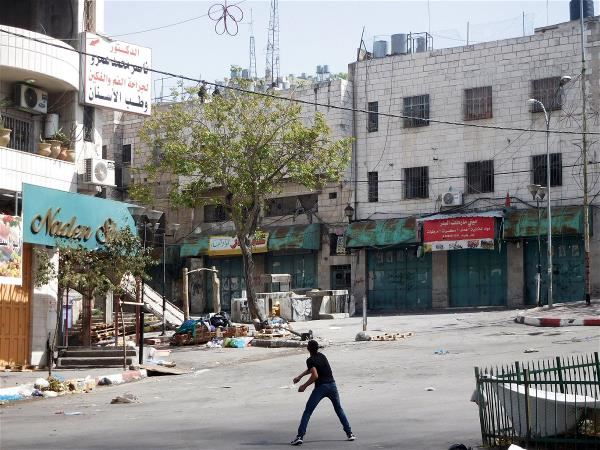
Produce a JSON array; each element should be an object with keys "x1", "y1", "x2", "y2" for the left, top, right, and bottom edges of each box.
[
  {"x1": 391, "y1": 33, "x2": 408, "y2": 55},
  {"x1": 415, "y1": 36, "x2": 426, "y2": 53},
  {"x1": 570, "y1": 0, "x2": 594, "y2": 21},
  {"x1": 242, "y1": 69, "x2": 249, "y2": 79},
  {"x1": 373, "y1": 40, "x2": 388, "y2": 58},
  {"x1": 323, "y1": 64, "x2": 329, "y2": 74}
]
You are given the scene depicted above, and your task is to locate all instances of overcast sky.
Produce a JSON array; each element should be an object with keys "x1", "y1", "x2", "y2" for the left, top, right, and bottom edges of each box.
[{"x1": 105, "y1": 1, "x2": 596, "y2": 92}]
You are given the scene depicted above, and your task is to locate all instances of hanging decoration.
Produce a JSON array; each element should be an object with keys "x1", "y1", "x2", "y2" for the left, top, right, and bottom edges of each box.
[{"x1": 208, "y1": 1, "x2": 244, "y2": 36}]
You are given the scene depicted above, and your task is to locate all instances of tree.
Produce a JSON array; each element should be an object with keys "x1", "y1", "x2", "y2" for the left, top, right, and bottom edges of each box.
[
  {"x1": 137, "y1": 85, "x2": 351, "y2": 325},
  {"x1": 35, "y1": 228, "x2": 156, "y2": 345}
]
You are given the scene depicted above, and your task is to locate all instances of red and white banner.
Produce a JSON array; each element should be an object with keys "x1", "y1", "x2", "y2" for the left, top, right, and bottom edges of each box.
[{"x1": 423, "y1": 216, "x2": 495, "y2": 252}]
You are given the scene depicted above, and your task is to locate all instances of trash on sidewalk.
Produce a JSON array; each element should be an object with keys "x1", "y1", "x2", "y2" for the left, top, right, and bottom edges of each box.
[
  {"x1": 524, "y1": 348, "x2": 539, "y2": 353},
  {"x1": 97, "y1": 377, "x2": 112, "y2": 386},
  {"x1": 425, "y1": 386, "x2": 436, "y2": 391},
  {"x1": 170, "y1": 313, "x2": 249, "y2": 346},
  {"x1": 434, "y1": 348, "x2": 449, "y2": 355},
  {"x1": 42, "y1": 390, "x2": 58, "y2": 398},
  {"x1": 110, "y1": 393, "x2": 138, "y2": 404},
  {"x1": 34, "y1": 378, "x2": 50, "y2": 389},
  {"x1": 63, "y1": 411, "x2": 83, "y2": 416}
]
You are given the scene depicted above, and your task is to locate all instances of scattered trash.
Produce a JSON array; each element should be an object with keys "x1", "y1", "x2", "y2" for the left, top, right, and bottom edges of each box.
[
  {"x1": 98, "y1": 377, "x2": 112, "y2": 386},
  {"x1": 42, "y1": 391, "x2": 58, "y2": 398},
  {"x1": 63, "y1": 411, "x2": 82, "y2": 416},
  {"x1": 32, "y1": 389, "x2": 43, "y2": 397},
  {"x1": 34, "y1": 378, "x2": 50, "y2": 389},
  {"x1": 371, "y1": 332, "x2": 413, "y2": 342},
  {"x1": 221, "y1": 386, "x2": 232, "y2": 389},
  {"x1": 355, "y1": 331, "x2": 371, "y2": 341},
  {"x1": 329, "y1": 326, "x2": 342, "y2": 330},
  {"x1": 524, "y1": 348, "x2": 539, "y2": 353},
  {"x1": 434, "y1": 349, "x2": 449, "y2": 355},
  {"x1": 111, "y1": 393, "x2": 138, "y2": 404},
  {"x1": 193, "y1": 369, "x2": 210, "y2": 377},
  {"x1": 425, "y1": 387, "x2": 436, "y2": 391},
  {"x1": 156, "y1": 360, "x2": 176, "y2": 368},
  {"x1": 224, "y1": 337, "x2": 247, "y2": 348},
  {"x1": 206, "y1": 338, "x2": 223, "y2": 348},
  {"x1": 0, "y1": 394, "x2": 23, "y2": 402}
]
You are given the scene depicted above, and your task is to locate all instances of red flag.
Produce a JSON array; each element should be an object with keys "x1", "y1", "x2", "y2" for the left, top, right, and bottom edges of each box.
[{"x1": 505, "y1": 191, "x2": 511, "y2": 207}]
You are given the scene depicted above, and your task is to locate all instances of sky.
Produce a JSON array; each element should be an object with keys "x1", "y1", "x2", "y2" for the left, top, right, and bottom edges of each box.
[{"x1": 104, "y1": 1, "x2": 597, "y2": 95}]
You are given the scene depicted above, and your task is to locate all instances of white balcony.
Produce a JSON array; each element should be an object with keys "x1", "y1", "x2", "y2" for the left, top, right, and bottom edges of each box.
[
  {"x1": 0, "y1": 25, "x2": 79, "y2": 91},
  {"x1": 0, "y1": 146, "x2": 77, "y2": 193}
]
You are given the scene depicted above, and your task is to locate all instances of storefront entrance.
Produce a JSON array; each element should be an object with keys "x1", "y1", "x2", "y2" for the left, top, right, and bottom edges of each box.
[
  {"x1": 267, "y1": 252, "x2": 317, "y2": 290},
  {"x1": 206, "y1": 257, "x2": 244, "y2": 312}
]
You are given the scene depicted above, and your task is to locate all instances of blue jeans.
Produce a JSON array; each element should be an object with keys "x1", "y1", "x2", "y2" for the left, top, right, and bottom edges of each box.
[{"x1": 297, "y1": 382, "x2": 352, "y2": 438}]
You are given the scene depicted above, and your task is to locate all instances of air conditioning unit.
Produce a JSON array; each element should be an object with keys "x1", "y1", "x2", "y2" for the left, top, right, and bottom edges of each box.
[
  {"x1": 15, "y1": 84, "x2": 48, "y2": 114},
  {"x1": 83, "y1": 158, "x2": 116, "y2": 186},
  {"x1": 442, "y1": 192, "x2": 463, "y2": 207}
]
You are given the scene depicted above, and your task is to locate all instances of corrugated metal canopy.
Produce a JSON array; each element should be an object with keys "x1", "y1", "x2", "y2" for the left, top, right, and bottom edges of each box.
[
  {"x1": 346, "y1": 218, "x2": 418, "y2": 248},
  {"x1": 267, "y1": 223, "x2": 321, "y2": 251},
  {"x1": 180, "y1": 235, "x2": 210, "y2": 257},
  {"x1": 503, "y1": 206, "x2": 584, "y2": 239}
]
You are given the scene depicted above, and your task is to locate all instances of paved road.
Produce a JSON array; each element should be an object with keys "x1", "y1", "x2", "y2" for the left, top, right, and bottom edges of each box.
[{"x1": 1, "y1": 310, "x2": 598, "y2": 450}]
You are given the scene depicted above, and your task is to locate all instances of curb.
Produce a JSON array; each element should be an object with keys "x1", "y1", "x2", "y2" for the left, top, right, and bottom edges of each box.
[{"x1": 515, "y1": 316, "x2": 600, "y2": 327}]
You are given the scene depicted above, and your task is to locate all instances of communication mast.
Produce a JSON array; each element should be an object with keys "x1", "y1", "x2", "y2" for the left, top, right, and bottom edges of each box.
[
  {"x1": 265, "y1": 0, "x2": 280, "y2": 87},
  {"x1": 249, "y1": 9, "x2": 257, "y2": 79}
]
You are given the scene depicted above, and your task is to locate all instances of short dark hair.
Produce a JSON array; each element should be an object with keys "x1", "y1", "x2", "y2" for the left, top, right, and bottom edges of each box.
[{"x1": 307, "y1": 340, "x2": 319, "y2": 354}]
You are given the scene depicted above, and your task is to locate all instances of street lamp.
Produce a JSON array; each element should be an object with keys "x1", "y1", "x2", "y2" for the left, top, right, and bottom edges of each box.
[
  {"x1": 160, "y1": 222, "x2": 180, "y2": 336},
  {"x1": 526, "y1": 74, "x2": 571, "y2": 308},
  {"x1": 528, "y1": 184, "x2": 546, "y2": 306}
]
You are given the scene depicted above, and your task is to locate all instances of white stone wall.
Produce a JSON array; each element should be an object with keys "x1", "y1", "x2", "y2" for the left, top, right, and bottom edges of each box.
[{"x1": 350, "y1": 18, "x2": 600, "y2": 220}]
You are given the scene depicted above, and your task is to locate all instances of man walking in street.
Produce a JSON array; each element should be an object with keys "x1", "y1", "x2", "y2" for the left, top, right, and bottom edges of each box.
[{"x1": 290, "y1": 340, "x2": 355, "y2": 446}]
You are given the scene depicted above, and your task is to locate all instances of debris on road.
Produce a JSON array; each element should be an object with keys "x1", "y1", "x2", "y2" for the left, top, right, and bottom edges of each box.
[
  {"x1": 355, "y1": 331, "x2": 371, "y2": 341},
  {"x1": 434, "y1": 348, "x2": 449, "y2": 355},
  {"x1": 110, "y1": 393, "x2": 138, "y2": 404},
  {"x1": 425, "y1": 386, "x2": 436, "y2": 391},
  {"x1": 369, "y1": 332, "x2": 414, "y2": 341},
  {"x1": 523, "y1": 348, "x2": 539, "y2": 353}
]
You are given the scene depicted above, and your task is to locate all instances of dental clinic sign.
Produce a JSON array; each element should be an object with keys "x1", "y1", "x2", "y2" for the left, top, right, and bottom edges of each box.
[
  {"x1": 82, "y1": 33, "x2": 152, "y2": 115},
  {"x1": 22, "y1": 184, "x2": 136, "y2": 250}
]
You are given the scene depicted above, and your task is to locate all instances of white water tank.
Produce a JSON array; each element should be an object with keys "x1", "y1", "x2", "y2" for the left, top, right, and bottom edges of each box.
[
  {"x1": 373, "y1": 40, "x2": 388, "y2": 58},
  {"x1": 391, "y1": 34, "x2": 408, "y2": 55},
  {"x1": 44, "y1": 113, "x2": 59, "y2": 139},
  {"x1": 415, "y1": 36, "x2": 427, "y2": 53}
]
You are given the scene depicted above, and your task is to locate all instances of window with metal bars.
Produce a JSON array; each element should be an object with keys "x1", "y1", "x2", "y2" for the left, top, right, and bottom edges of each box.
[
  {"x1": 403, "y1": 95, "x2": 430, "y2": 128},
  {"x1": 367, "y1": 171, "x2": 378, "y2": 202},
  {"x1": 532, "y1": 153, "x2": 562, "y2": 187},
  {"x1": 464, "y1": 86, "x2": 493, "y2": 120},
  {"x1": 122, "y1": 144, "x2": 132, "y2": 164},
  {"x1": 3, "y1": 115, "x2": 32, "y2": 152},
  {"x1": 83, "y1": 106, "x2": 94, "y2": 142},
  {"x1": 404, "y1": 166, "x2": 429, "y2": 199},
  {"x1": 466, "y1": 160, "x2": 494, "y2": 193},
  {"x1": 204, "y1": 204, "x2": 230, "y2": 222},
  {"x1": 265, "y1": 194, "x2": 318, "y2": 217},
  {"x1": 531, "y1": 77, "x2": 563, "y2": 112},
  {"x1": 368, "y1": 101, "x2": 378, "y2": 132}
]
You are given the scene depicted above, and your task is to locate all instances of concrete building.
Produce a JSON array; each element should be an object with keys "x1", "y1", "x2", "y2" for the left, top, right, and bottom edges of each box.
[{"x1": 346, "y1": 6, "x2": 600, "y2": 311}]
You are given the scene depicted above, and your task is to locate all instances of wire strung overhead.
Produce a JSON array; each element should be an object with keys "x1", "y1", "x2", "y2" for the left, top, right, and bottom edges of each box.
[{"x1": 208, "y1": 1, "x2": 244, "y2": 36}]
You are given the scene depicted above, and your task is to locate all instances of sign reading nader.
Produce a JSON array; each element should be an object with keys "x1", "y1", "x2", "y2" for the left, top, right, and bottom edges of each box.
[
  {"x1": 22, "y1": 184, "x2": 137, "y2": 250},
  {"x1": 208, "y1": 234, "x2": 269, "y2": 256}
]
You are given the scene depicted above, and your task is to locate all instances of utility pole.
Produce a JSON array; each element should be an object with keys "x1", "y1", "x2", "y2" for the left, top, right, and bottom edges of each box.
[
  {"x1": 580, "y1": 0, "x2": 591, "y2": 305},
  {"x1": 265, "y1": 0, "x2": 280, "y2": 87},
  {"x1": 248, "y1": 9, "x2": 257, "y2": 80}
]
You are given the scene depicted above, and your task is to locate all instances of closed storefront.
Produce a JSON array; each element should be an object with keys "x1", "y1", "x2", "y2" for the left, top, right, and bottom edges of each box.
[
  {"x1": 206, "y1": 257, "x2": 244, "y2": 312},
  {"x1": 267, "y1": 252, "x2": 317, "y2": 289},
  {"x1": 367, "y1": 248, "x2": 432, "y2": 310},
  {"x1": 448, "y1": 247, "x2": 507, "y2": 307}
]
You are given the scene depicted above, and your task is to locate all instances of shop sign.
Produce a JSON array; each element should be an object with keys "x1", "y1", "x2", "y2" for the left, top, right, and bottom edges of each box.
[
  {"x1": 423, "y1": 216, "x2": 495, "y2": 252},
  {"x1": 22, "y1": 184, "x2": 136, "y2": 250},
  {"x1": 0, "y1": 215, "x2": 23, "y2": 285},
  {"x1": 82, "y1": 33, "x2": 152, "y2": 115},
  {"x1": 208, "y1": 234, "x2": 269, "y2": 256}
]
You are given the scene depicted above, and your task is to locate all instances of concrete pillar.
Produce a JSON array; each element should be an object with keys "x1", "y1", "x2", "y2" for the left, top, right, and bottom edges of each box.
[
  {"x1": 431, "y1": 251, "x2": 448, "y2": 308},
  {"x1": 506, "y1": 241, "x2": 525, "y2": 307},
  {"x1": 351, "y1": 249, "x2": 367, "y2": 312},
  {"x1": 188, "y1": 258, "x2": 206, "y2": 314}
]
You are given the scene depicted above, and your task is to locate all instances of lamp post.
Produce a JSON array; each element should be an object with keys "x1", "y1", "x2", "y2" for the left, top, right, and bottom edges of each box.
[
  {"x1": 528, "y1": 184, "x2": 547, "y2": 306},
  {"x1": 527, "y1": 75, "x2": 571, "y2": 308},
  {"x1": 160, "y1": 223, "x2": 180, "y2": 336}
]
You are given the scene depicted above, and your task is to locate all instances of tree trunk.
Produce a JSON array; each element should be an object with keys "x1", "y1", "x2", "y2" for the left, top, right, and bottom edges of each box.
[{"x1": 238, "y1": 233, "x2": 266, "y2": 327}]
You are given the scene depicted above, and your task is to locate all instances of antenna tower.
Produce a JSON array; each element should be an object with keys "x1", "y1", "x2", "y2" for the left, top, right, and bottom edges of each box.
[
  {"x1": 249, "y1": 9, "x2": 257, "y2": 79},
  {"x1": 265, "y1": 0, "x2": 280, "y2": 87}
]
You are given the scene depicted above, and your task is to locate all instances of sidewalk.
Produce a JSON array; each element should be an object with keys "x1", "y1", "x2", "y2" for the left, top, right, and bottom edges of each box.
[{"x1": 515, "y1": 300, "x2": 600, "y2": 327}]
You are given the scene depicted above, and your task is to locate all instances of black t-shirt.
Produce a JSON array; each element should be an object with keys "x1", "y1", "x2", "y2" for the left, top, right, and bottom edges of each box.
[{"x1": 307, "y1": 352, "x2": 335, "y2": 386}]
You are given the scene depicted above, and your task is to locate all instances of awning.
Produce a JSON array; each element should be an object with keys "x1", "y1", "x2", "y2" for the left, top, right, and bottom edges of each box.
[
  {"x1": 268, "y1": 223, "x2": 321, "y2": 251},
  {"x1": 180, "y1": 235, "x2": 210, "y2": 258},
  {"x1": 346, "y1": 218, "x2": 418, "y2": 248},
  {"x1": 503, "y1": 206, "x2": 585, "y2": 239}
]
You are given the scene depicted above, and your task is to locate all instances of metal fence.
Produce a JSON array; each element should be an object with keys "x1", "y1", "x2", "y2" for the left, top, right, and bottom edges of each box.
[{"x1": 474, "y1": 352, "x2": 600, "y2": 449}]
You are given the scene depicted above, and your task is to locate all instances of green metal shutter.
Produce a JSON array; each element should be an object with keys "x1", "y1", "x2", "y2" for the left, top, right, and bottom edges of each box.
[
  {"x1": 449, "y1": 247, "x2": 507, "y2": 307},
  {"x1": 268, "y1": 253, "x2": 317, "y2": 289},
  {"x1": 206, "y1": 257, "x2": 245, "y2": 312}
]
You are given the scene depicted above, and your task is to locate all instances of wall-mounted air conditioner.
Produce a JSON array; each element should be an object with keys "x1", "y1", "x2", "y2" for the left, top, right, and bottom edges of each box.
[
  {"x1": 83, "y1": 158, "x2": 116, "y2": 186},
  {"x1": 15, "y1": 84, "x2": 48, "y2": 114},
  {"x1": 441, "y1": 192, "x2": 463, "y2": 207}
]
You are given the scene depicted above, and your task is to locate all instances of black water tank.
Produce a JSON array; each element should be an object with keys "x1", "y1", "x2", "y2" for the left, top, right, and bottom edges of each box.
[{"x1": 570, "y1": 0, "x2": 594, "y2": 21}]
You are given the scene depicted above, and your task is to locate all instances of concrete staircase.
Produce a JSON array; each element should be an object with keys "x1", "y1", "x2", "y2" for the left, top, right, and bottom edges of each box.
[
  {"x1": 121, "y1": 276, "x2": 184, "y2": 329},
  {"x1": 56, "y1": 347, "x2": 137, "y2": 368}
]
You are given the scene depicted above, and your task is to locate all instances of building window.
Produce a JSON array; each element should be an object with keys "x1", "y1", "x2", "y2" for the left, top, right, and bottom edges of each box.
[
  {"x1": 83, "y1": 106, "x2": 94, "y2": 142},
  {"x1": 532, "y1": 153, "x2": 562, "y2": 187},
  {"x1": 403, "y1": 95, "x2": 430, "y2": 128},
  {"x1": 464, "y1": 86, "x2": 493, "y2": 120},
  {"x1": 204, "y1": 204, "x2": 229, "y2": 223},
  {"x1": 368, "y1": 171, "x2": 378, "y2": 202},
  {"x1": 3, "y1": 115, "x2": 32, "y2": 152},
  {"x1": 404, "y1": 166, "x2": 429, "y2": 199},
  {"x1": 101, "y1": 145, "x2": 108, "y2": 159},
  {"x1": 531, "y1": 77, "x2": 563, "y2": 112},
  {"x1": 122, "y1": 144, "x2": 132, "y2": 164},
  {"x1": 466, "y1": 160, "x2": 494, "y2": 194},
  {"x1": 368, "y1": 101, "x2": 378, "y2": 132},
  {"x1": 328, "y1": 192, "x2": 337, "y2": 199},
  {"x1": 265, "y1": 194, "x2": 318, "y2": 217}
]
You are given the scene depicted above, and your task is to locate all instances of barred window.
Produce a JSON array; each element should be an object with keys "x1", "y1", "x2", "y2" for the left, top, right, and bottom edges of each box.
[
  {"x1": 122, "y1": 144, "x2": 132, "y2": 164},
  {"x1": 204, "y1": 204, "x2": 230, "y2": 222},
  {"x1": 404, "y1": 166, "x2": 429, "y2": 199},
  {"x1": 83, "y1": 106, "x2": 94, "y2": 142},
  {"x1": 531, "y1": 77, "x2": 563, "y2": 113},
  {"x1": 265, "y1": 194, "x2": 318, "y2": 217},
  {"x1": 368, "y1": 102, "x2": 378, "y2": 132},
  {"x1": 464, "y1": 86, "x2": 493, "y2": 120},
  {"x1": 368, "y1": 171, "x2": 378, "y2": 202},
  {"x1": 403, "y1": 95, "x2": 430, "y2": 128},
  {"x1": 532, "y1": 153, "x2": 562, "y2": 187},
  {"x1": 3, "y1": 115, "x2": 32, "y2": 152},
  {"x1": 466, "y1": 160, "x2": 494, "y2": 194}
]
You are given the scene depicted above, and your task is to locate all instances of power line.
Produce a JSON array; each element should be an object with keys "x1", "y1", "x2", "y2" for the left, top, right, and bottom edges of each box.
[{"x1": 2, "y1": 27, "x2": 599, "y2": 137}]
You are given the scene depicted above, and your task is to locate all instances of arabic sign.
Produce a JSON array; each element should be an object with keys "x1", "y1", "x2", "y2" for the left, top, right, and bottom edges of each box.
[
  {"x1": 82, "y1": 33, "x2": 151, "y2": 115},
  {"x1": 208, "y1": 234, "x2": 269, "y2": 256},
  {"x1": 423, "y1": 216, "x2": 496, "y2": 252},
  {"x1": 0, "y1": 215, "x2": 23, "y2": 285},
  {"x1": 22, "y1": 184, "x2": 137, "y2": 250}
]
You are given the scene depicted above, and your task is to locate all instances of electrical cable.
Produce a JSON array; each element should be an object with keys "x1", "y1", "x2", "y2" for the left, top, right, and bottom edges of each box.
[{"x1": 1, "y1": 27, "x2": 599, "y2": 137}]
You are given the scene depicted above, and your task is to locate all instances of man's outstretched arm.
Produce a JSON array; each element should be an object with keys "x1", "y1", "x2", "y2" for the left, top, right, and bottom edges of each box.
[
  {"x1": 293, "y1": 368, "x2": 310, "y2": 384},
  {"x1": 298, "y1": 367, "x2": 318, "y2": 392}
]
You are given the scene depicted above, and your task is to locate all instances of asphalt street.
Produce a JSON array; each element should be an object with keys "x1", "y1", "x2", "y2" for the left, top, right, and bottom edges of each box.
[{"x1": 1, "y1": 310, "x2": 598, "y2": 450}]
